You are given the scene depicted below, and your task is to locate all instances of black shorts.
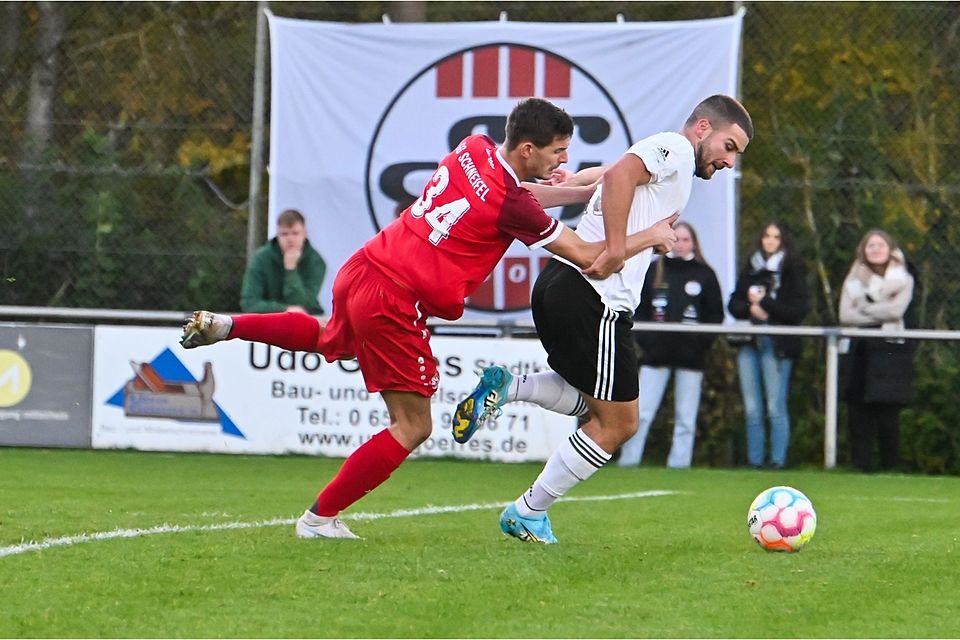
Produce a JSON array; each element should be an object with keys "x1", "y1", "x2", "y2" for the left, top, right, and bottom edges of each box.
[{"x1": 532, "y1": 259, "x2": 639, "y2": 402}]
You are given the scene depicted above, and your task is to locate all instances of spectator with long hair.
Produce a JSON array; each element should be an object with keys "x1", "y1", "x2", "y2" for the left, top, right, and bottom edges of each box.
[
  {"x1": 839, "y1": 229, "x2": 916, "y2": 472},
  {"x1": 728, "y1": 221, "x2": 808, "y2": 469},
  {"x1": 618, "y1": 222, "x2": 724, "y2": 468}
]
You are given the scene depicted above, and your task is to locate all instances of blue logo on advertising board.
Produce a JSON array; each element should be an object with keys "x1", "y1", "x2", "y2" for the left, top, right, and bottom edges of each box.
[{"x1": 106, "y1": 348, "x2": 244, "y2": 439}]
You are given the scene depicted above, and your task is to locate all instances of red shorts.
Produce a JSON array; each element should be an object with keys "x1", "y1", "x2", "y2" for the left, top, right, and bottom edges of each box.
[{"x1": 317, "y1": 250, "x2": 438, "y2": 397}]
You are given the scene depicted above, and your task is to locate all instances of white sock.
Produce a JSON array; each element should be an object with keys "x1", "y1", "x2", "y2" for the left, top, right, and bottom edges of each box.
[
  {"x1": 515, "y1": 428, "x2": 610, "y2": 517},
  {"x1": 510, "y1": 371, "x2": 588, "y2": 417}
]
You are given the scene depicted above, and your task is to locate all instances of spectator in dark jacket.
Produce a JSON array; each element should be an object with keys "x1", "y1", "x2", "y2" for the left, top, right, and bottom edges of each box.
[
  {"x1": 839, "y1": 229, "x2": 916, "y2": 472},
  {"x1": 728, "y1": 221, "x2": 808, "y2": 469},
  {"x1": 240, "y1": 209, "x2": 327, "y2": 315},
  {"x1": 618, "y1": 222, "x2": 724, "y2": 468}
]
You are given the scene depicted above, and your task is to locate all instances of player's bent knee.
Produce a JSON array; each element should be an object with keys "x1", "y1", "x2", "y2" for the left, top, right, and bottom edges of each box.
[
  {"x1": 381, "y1": 390, "x2": 433, "y2": 448},
  {"x1": 389, "y1": 419, "x2": 433, "y2": 450},
  {"x1": 621, "y1": 420, "x2": 639, "y2": 440},
  {"x1": 604, "y1": 412, "x2": 639, "y2": 441},
  {"x1": 407, "y1": 421, "x2": 433, "y2": 445}
]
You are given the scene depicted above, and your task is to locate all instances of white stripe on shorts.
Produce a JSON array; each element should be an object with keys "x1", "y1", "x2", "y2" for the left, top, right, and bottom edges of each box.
[{"x1": 593, "y1": 306, "x2": 617, "y2": 400}]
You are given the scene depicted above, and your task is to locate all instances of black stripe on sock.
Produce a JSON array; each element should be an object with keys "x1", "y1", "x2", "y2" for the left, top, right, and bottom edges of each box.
[
  {"x1": 521, "y1": 493, "x2": 546, "y2": 513},
  {"x1": 565, "y1": 395, "x2": 586, "y2": 417},
  {"x1": 573, "y1": 430, "x2": 610, "y2": 465},
  {"x1": 575, "y1": 396, "x2": 587, "y2": 416},
  {"x1": 569, "y1": 432, "x2": 606, "y2": 468}
]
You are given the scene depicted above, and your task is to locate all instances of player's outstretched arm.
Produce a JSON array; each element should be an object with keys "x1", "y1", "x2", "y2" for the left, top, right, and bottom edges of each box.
[
  {"x1": 544, "y1": 212, "x2": 677, "y2": 272},
  {"x1": 523, "y1": 181, "x2": 597, "y2": 209},
  {"x1": 523, "y1": 164, "x2": 610, "y2": 207},
  {"x1": 547, "y1": 165, "x2": 608, "y2": 187},
  {"x1": 586, "y1": 154, "x2": 653, "y2": 278},
  {"x1": 583, "y1": 212, "x2": 679, "y2": 279},
  {"x1": 544, "y1": 226, "x2": 603, "y2": 269}
]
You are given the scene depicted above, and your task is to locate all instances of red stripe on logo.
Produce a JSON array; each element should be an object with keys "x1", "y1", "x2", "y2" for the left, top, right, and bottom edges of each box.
[
  {"x1": 508, "y1": 48, "x2": 535, "y2": 97},
  {"x1": 472, "y1": 47, "x2": 499, "y2": 97},
  {"x1": 436, "y1": 55, "x2": 463, "y2": 97},
  {"x1": 544, "y1": 55, "x2": 571, "y2": 98}
]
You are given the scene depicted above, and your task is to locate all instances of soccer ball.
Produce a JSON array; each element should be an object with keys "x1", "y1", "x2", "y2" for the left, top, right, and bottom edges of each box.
[{"x1": 747, "y1": 485, "x2": 817, "y2": 552}]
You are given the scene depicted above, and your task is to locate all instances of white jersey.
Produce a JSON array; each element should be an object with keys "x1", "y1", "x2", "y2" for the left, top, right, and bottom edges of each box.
[{"x1": 558, "y1": 131, "x2": 695, "y2": 312}]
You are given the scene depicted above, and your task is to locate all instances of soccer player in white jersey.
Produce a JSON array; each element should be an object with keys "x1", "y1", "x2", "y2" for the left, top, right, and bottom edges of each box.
[{"x1": 453, "y1": 95, "x2": 753, "y2": 544}]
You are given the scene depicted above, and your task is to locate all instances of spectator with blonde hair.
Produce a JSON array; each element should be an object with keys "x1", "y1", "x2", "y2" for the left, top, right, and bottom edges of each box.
[{"x1": 839, "y1": 229, "x2": 916, "y2": 472}]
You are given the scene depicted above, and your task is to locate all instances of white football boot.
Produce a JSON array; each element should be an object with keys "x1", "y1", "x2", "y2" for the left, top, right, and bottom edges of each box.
[
  {"x1": 180, "y1": 310, "x2": 232, "y2": 349},
  {"x1": 295, "y1": 509, "x2": 361, "y2": 540}
]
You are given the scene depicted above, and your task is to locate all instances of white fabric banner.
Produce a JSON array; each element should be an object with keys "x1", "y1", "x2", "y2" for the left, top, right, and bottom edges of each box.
[
  {"x1": 267, "y1": 13, "x2": 744, "y2": 319},
  {"x1": 91, "y1": 326, "x2": 575, "y2": 462}
]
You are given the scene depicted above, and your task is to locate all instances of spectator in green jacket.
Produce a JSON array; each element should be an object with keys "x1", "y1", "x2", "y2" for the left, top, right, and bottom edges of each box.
[{"x1": 240, "y1": 209, "x2": 326, "y2": 314}]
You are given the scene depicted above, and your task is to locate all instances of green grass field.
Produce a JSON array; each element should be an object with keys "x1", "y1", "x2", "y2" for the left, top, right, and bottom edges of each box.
[{"x1": 1, "y1": 448, "x2": 958, "y2": 638}]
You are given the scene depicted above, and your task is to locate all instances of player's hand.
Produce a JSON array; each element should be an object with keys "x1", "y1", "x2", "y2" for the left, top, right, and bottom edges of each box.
[
  {"x1": 583, "y1": 249, "x2": 625, "y2": 280},
  {"x1": 652, "y1": 211, "x2": 680, "y2": 253},
  {"x1": 547, "y1": 168, "x2": 576, "y2": 186},
  {"x1": 285, "y1": 305, "x2": 307, "y2": 314}
]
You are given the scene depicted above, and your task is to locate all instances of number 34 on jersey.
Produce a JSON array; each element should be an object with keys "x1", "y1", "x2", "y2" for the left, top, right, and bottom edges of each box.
[{"x1": 410, "y1": 165, "x2": 470, "y2": 245}]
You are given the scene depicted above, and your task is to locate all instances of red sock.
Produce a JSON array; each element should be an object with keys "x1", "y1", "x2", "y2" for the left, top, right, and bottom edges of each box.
[
  {"x1": 312, "y1": 429, "x2": 411, "y2": 516},
  {"x1": 229, "y1": 312, "x2": 320, "y2": 352}
]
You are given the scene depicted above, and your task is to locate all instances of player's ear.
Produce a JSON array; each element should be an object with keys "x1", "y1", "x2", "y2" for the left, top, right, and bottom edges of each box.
[
  {"x1": 517, "y1": 141, "x2": 535, "y2": 158},
  {"x1": 695, "y1": 118, "x2": 712, "y2": 139}
]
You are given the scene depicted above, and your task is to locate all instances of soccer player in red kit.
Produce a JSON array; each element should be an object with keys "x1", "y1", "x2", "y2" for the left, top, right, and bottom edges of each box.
[{"x1": 181, "y1": 98, "x2": 677, "y2": 539}]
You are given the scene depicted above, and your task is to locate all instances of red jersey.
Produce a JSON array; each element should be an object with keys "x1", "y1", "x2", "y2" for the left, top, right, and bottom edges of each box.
[{"x1": 363, "y1": 135, "x2": 562, "y2": 320}]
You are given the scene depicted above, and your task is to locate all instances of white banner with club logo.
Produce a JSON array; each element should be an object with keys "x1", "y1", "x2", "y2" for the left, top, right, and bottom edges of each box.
[{"x1": 267, "y1": 12, "x2": 744, "y2": 320}]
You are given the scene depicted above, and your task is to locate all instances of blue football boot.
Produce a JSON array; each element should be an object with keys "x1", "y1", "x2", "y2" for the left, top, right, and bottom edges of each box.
[
  {"x1": 451, "y1": 366, "x2": 513, "y2": 444},
  {"x1": 499, "y1": 503, "x2": 558, "y2": 544}
]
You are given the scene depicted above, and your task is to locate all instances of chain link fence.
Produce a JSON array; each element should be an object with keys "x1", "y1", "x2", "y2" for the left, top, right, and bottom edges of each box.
[
  {"x1": 2, "y1": 1, "x2": 958, "y2": 470},
  {"x1": 1, "y1": 2, "x2": 257, "y2": 310},
  {"x1": 4, "y1": 1, "x2": 956, "y2": 318}
]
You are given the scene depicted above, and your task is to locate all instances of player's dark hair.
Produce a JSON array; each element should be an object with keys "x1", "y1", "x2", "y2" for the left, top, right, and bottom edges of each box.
[
  {"x1": 277, "y1": 208, "x2": 305, "y2": 227},
  {"x1": 504, "y1": 98, "x2": 574, "y2": 150},
  {"x1": 685, "y1": 95, "x2": 754, "y2": 139}
]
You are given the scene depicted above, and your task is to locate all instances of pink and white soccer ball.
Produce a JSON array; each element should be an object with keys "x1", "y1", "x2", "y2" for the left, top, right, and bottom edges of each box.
[{"x1": 747, "y1": 486, "x2": 817, "y2": 552}]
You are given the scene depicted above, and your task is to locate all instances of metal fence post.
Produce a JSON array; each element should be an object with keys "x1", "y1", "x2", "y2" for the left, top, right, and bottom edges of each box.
[
  {"x1": 246, "y1": 0, "x2": 269, "y2": 264},
  {"x1": 824, "y1": 331, "x2": 839, "y2": 469}
]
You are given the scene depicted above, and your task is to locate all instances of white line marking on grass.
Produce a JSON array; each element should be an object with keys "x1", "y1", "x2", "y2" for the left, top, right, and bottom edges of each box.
[
  {"x1": 0, "y1": 490, "x2": 675, "y2": 559},
  {"x1": 840, "y1": 495, "x2": 952, "y2": 504}
]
